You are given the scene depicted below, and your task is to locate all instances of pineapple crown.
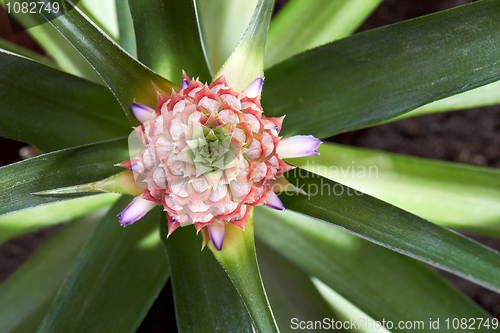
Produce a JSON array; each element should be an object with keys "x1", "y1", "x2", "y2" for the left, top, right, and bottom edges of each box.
[{"x1": 117, "y1": 73, "x2": 321, "y2": 250}]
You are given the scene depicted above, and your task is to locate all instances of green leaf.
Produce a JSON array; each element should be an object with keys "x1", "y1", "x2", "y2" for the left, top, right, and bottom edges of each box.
[
  {"x1": 292, "y1": 143, "x2": 500, "y2": 237},
  {"x1": 0, "y1": 137, "x2": 128, "y2": 217},
  {"x1": 396, "y1": 80, "x2": 500, "y2": 121},
  {"x1": 309, "y1": 279, "x2": 392, "y2": 333},
  {"x1": 196, "y1": 0, "x2": 258, "y2": 73},
  {"x1": 0, "y1": 51, "x2": 131, "y2": 152},
  {"x1": 0, "y1": 3, "x2": 103, "y2": 84},
  {"x1": 262, "y1": 0, "x2": 500, "y2": 138},
  {"x1": 115, "y1": 0, "x2": 137, "y2": 57},
  {"x1": 34, "y1": 170, "x2": 143, "y2": 198},
  {"x1": 78, "y1": 0, "x2": 119, "y2": 41},
  {"x1": 36, "y1": 197, "x2": 168, "y2": 333},
  {"x1": 34, "y1": 169, "x2": 144, "y2": 196},
  {"x1": 215, "y1": 0, "x2": 275, "y2": 91},
  {"x1": 32, "y1": 0, "x2": 177, "y2": 121},
  {"x1": 0, "y1": 38, "x2": 55, "y2": 68},
  {"x1": 280, "y1": 168, "x2": 500, "y2": 293},
  {"x1": 0, "y1": 211, "x2": 104, "y2": 333},
  {"x1": 255, "y1": 208, "x2": 492, "y2": 330},
  {"x1": 0, "y1": 194, "x2": 119, "y2": 246},
  {"x1": 207, "y1": 217, "x2": 279, "y2": 333},
  {"x1": 265, "y1": 0, "x2": 383, "y2": 68},
  {"x1": 161, "y1": 220, "x2": 254, "y2": 333},
  {"x1": 128, "y1": 0, "x2": 212, "y2": 84},
  {"x1": 256, "y1": 239, "x2": 344, "y2": 333}
]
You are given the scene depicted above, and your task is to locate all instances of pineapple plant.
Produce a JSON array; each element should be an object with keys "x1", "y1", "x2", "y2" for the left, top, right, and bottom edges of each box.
[{"x1": 0, "y1": 0, "x2": 499, "y2": 332}]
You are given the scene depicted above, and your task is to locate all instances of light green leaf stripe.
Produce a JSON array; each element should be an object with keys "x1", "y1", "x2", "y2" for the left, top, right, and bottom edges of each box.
[
  {"x1": 0, "y1": 137, "x2": 129, "y2": 217},
  {"x1": 0, "y1": 211, "x2": 105, "y2": 333},
  {"x1": 291, "y1": 143, "x2": 500, "y2": 237},
  {"x1": 208, "y1": 217, "x2": 280, "y2": 333},
  {"x1": 395, "y1": 80, "x2": 500, "y2": 121},
  {"x1": 311, "y1": 279, "x2": 400, "y2": 333},
  {"x1": 0, "y1": 194, "x2": 120, "y2": 246},
  {"x1": 128, "y1": 0, "x2": 212, "y2": 84},
  {"x1": 162, "y1": 219, "x2": 254, "y2": 333},
  {"x1": 256, "y1": 240, "x2": 345, "y2": 332},
  {"x1": 30, "y1": 0, "x2": 177, "y2": 122},
  {"x1": 265, "y1": 0, "x2": 383, "y2": 68},
  {"x1": 280, "y1": 168, "x2": 500, "y2": 293},
  {"x1": 78, "y1": 0, "x2": 119, "y2": 41},
  {"x1": 215, "y1": 0, "x2": 275, "y2": 91},
  {"x1": 255, "y1": 208, "x2": 492, "y2": 332},
  {"x1": 263, "y1": 0, "x2": 500, "y2": 139},
  {"x1": 36, "y1": 198, "x2": 169, "y2": 333},
  {"x1": 196, "y1": 0, "x2": 258, "y2": 74}
]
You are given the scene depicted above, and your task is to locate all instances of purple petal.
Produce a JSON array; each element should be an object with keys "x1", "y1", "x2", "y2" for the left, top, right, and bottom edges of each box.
[
  {"x1": 129, "y1": 161, "x2": 144, "y2": 172},
  {"x1": 131, "y1": 103, "x2": 155, "y2": 123},
  {"x1": 181, "y1": 79, "x2": 189, "y2": 90},
  {"x1": 276, "y1": 135, "x2": 322, "y2": 158},
  {"x1": 208, "y1": 223, "x2": 225, "y2": 250},
  {"x1": 117, "y1": 194, "x2": 157, "y2": 227},
  {"x1": 243, "y1": 77, "x2": 263, "y2": 98},
  {"x1": 265, "y1": 191, "x2": 285, "y2": 211}
]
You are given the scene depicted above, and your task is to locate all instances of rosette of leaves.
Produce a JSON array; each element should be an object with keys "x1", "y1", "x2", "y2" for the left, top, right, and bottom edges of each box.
[{"x1": 1, "y1": 0, "x2": 500, "y2": 332}]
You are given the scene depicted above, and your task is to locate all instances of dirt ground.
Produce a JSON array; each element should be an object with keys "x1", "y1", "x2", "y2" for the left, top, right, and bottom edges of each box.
[{"x1": 0, "y1": 0, "x2": 498, "y2": 331}]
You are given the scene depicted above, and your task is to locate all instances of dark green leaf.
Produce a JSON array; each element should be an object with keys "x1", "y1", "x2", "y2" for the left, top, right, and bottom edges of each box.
[
  {"x1": 255, "y1": 208, "x2": 492, "y2": 330},
  {"x1": 395, "y1": 80, "x2": 500, "y2": 121},
  {"x1": 0, "y1": 4, "x2": 103, "y2": 84},
  {"x1": 280, "y1": 168, "x2": 500, "y2": 293},
  {"x1": 0, "y1": 194, "x2": 119, "y2": 245},
  {"x1": 265, "y1": 0, "x2": 383, "y2": 68},
  {"x1": 216, "y1": 0, "x2": 275, "y2": 91},
  {"x1": 161, "y1": 220, "x2": 254, "y2": 333},
  {"x1": 36, "y1": 197, "x2": 168, "y2": 333},
  {"x1": 292, "y1": 143, "x2": 500, "y2": 238},
  {"x1": 0, "y1": 38, "x2": 55, "y2": 68},
  {"x1": 0, "y1": 51, "x2": 130, "y2": 151},
  {"x1": 31, "y1": 0, "x2": 177, "y2": 122},
  {"x1": 0, "y1": 211, "x2": 103, "y2": 333},
  {"x1": 256, "y1": 239, "x2": 345, "y2": 333},
  {"x1": 0, "y1": 137, "x2": 129, "y2": 217},
  {"x1": 128, "y1": 0, "x2": 211, "y2": 84},
  {"x1": 263, "y1": 0, "x2": 500, "y2": 138}
]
